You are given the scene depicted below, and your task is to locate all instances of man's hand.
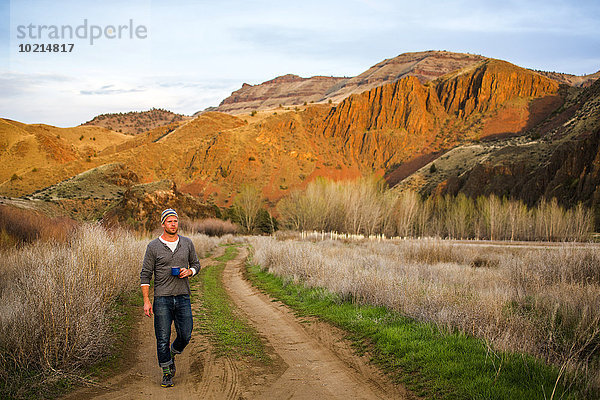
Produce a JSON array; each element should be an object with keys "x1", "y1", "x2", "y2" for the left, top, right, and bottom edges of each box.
[
  {"x1": 178, "y1": 268, "x2": 193, "y2": 279},
  {"x1": 144, "y1": 300, "x2": 153, "y2": 317},
  {"x1": 141, "y1": 285, "x2": 152, "y2": 317}
]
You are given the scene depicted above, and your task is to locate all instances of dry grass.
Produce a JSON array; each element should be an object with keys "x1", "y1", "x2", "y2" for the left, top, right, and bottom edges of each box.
[
  {"x1": 0, "y1": 225, "x2": 222, "y2": 398},
  {"x1": 250, "y1": 236, "x2": 600, "y2": 392}
]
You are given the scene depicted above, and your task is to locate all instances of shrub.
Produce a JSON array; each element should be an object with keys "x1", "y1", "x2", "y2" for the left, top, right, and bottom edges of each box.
[
  {"x1": 181, "y1": 218, "x2": 239, "y2": 237},
  {"x1": 0, "y1": 205, "x2": 77, "y2": 248},
  {"x1": 0, "y1": 225, "x2": 145, "y2": 397}
]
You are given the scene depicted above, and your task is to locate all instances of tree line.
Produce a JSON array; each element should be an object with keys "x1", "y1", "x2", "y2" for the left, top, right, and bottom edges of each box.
[{"x1": 276, "y1": 177, "x2": 594, "y2": 241}]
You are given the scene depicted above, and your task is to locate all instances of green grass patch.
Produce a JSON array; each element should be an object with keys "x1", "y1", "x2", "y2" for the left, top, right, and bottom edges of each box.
[
  {"x1": 214, "y1": 244, "x2": 240, "y2": 262},
  {"x1": 191, "y1": 245, "x2": 268, "y2": 361},
  {"x1": 90, "y1": 290, "x2": 144, "y2": 378},
  {"x1": 246, "y1": 262, "x2": 588, "y2": 400}
]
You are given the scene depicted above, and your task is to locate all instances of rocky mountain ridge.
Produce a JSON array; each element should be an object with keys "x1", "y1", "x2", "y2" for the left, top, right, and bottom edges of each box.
[
  {"x1": 216, "y1": 50, "x2": 598, "y2": 115},
  {"x1": 536, "y1": 70, "x2": 600, "y2": 88},
  {"x1": 216, "y1": 74, "x2": 347, "y2": 114}
]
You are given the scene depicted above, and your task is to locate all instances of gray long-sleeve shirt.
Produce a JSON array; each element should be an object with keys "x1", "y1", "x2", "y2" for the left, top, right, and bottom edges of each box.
[{"x1": 140, "y1": 235, "x2": 201, "y2": 297}]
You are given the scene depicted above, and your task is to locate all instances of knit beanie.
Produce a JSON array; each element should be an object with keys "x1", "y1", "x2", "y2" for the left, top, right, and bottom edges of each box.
[{"x1": 161, "y1": 208, "x2": 178, "y2": 224}]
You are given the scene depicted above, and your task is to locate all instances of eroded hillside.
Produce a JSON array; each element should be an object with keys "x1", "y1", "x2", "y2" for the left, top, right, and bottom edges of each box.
[{"x1": 394, "y1": 77, "x2": 600, "y2": 223}]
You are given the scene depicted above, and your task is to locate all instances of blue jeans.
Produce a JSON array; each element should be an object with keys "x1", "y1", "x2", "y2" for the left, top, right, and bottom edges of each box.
[{"x1": 153, "y1": 294, "x2": 193, "y2": 367}]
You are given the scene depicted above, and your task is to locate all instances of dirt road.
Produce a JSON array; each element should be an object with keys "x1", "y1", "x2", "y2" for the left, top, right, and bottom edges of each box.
[{"x1": 64, "y1": 247, "x2": 408, "y2": 399}]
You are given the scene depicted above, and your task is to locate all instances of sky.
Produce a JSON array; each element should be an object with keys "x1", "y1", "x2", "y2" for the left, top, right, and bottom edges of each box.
[{"x1": 1, "y1": 0, "x2": 599, "y2": 127}]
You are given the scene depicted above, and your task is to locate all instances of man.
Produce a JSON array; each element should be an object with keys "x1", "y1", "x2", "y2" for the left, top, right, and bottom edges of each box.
[{"x1": 140, "y1": 208, "x2": 201, "y2": 388}]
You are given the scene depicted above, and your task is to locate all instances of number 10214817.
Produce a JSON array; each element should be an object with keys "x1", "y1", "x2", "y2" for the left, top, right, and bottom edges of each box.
[{"x1": 18, "y1": 43, "x2": 74, "y2": 53}]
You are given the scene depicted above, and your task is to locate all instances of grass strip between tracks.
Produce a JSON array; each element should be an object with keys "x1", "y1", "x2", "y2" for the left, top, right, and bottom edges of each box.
[
  {"x1": 246, "y1": 257, "x2": 587, "y2": 400},
  {"x1": 191, "y1": 245, "x2": 268, "y2": 362}
]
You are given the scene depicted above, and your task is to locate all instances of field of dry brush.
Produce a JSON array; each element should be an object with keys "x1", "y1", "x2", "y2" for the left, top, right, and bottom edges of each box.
[{"x1": 251, "y1": 235, "x2": 600, "y2": 390}]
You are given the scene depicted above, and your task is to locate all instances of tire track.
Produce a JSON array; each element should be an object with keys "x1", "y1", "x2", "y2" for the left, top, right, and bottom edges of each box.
[{"x1": 223, "y1": 246, "x2": 411, "y2": 400}]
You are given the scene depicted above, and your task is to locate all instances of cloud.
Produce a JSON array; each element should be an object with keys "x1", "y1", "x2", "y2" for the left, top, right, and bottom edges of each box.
[
  {"x1": 79, "y1": 87, "x2": 144, "y2": 95},
  {"x1": 0, "y1": 71, "x2": 240, "y2": 126},
  {"x1": 155, "y1": 79, "x2": 239, "y2": 90},
  {"x1": 0, "y1": 72, "x2": 73, "y2": 96}
]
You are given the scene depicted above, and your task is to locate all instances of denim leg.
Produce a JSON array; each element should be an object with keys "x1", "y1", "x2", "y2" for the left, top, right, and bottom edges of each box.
[
  {"x1": 171, "y1": 294, "x2": 193, "y2": 354},
  {"x1": 153, "y1": 296, "x2": 174, "y2": 367}
]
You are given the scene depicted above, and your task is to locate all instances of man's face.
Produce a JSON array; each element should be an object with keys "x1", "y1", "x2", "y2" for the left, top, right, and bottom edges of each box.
[{"x1": 162, "y1": 216, "x2": 178, "y2": 235}]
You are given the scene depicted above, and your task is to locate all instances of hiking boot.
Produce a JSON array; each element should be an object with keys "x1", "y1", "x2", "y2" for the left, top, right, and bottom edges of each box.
[{"x1": 161, "y1": 373, "x2": 174, "y2": 388}]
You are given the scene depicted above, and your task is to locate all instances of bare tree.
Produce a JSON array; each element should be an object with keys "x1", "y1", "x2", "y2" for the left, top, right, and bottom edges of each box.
[
  {"x1": 394, "y1": 190, "x2": 420, "y2": 238},
  {"x1": 233, "y1": 184, "x2": 263, "y2": 233},
  {"x1": 445, "y1": 193, "x2": 474, "y2": 239},
  {"x1": 277, "y1": 190, "x2": 304, "y2": 231}
]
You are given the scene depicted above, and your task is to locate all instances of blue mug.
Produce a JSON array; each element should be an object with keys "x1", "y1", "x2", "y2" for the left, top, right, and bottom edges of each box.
[{"x1": 171, "y1": 267, "x2": 180, "y2": 276}]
